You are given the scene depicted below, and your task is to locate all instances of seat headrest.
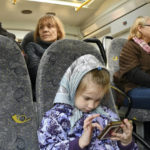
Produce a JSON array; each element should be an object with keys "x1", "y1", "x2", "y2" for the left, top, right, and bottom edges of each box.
[
  {"x1": 36, "y1": 39, "x2": 107, "y2": 123},
  {"x1": 0, "y1": 23, "x2": 16, "y2": 40},
  {"x1": 107, "y1": 38, "x2": 127, "y2": 80},
  {"x1": 21, "y1": 31, "x2": 34, "y2": 50}
]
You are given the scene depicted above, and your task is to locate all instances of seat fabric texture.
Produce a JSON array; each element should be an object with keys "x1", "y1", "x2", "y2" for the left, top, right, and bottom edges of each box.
[{"x1": 0, "y1": 35, "x2": 39, "y2": 150}]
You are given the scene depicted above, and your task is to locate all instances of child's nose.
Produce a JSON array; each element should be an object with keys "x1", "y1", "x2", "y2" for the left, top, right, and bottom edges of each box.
[{"x1": 88, "y1": 101, "x2": 95, "y2": 109}]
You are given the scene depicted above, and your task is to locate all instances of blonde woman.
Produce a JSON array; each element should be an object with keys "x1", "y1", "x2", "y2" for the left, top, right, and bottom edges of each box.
[{"x1": 114, "y1": 16, "x2": 150, "y2": 109}]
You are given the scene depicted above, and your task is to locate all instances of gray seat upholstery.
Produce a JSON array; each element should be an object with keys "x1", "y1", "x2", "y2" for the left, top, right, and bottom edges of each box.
[
  {"x1": 107, "y1": 38, "x2": 127, "y2": 82},
  {"x1": 36, "y1": 39, "x2": 118, "y2": 124},
  {"x1": 0, "y1": 22, "x2": 16, "y2": 40},
  {"x1": 0, "y1": 35, "x2": 39, "y2": 149}
]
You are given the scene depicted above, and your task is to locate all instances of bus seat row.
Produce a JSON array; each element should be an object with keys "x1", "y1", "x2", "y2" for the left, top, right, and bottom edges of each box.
[
  {"x1": 1, "y1": 30, "x2": 150, "y2": 149},
  {"x1": 0, "y1": 35, "x2": 118, "y2": 149}
]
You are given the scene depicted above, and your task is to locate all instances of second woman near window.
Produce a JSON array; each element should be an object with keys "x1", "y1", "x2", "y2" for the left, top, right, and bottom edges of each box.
[{"x1": 114, "y1": 16, "x2": 150, "y2": 109}]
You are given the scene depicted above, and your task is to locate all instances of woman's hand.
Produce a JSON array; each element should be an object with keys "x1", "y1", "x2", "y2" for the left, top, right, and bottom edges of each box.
[
  {"x1": 79, "y1": 114, "x2": 103, "y2": 149},
  {"x1": 111, "y1": 119, "x2": 133, "y2": 146}
]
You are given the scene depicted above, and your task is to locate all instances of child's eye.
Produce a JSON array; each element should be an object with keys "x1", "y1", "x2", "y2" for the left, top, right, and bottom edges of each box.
[
  {"x1": 96, "y1": 98, "x2": 102, "y2": 103},
  {"x1": 96, "y1": 99, "x2": 100, "y2": 103},
  {"x1": 84, "y1": 97, "x2": 90, "y2": 101}
]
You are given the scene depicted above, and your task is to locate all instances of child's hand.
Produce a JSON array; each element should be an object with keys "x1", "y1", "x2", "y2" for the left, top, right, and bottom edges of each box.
[
  {"x1": 110, "y1": 119, "x2": 133, "y2": 146},
  {"x1": 79, "y1": 114, "x2": 102, "y2": 149}
]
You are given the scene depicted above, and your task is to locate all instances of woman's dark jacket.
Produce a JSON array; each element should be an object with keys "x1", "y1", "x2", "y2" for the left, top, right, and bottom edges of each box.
[
  {"x1": 114, "y1": 39, "x2": 150, "y2": 93},
  {"x1": 24, "y1": 39, "x2": 52, "y2": 100}
]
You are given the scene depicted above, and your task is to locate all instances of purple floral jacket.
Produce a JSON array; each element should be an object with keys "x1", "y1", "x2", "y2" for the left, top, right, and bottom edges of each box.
[{"x1": 37, "y1": 104, "x2": 138, "y2": 150}]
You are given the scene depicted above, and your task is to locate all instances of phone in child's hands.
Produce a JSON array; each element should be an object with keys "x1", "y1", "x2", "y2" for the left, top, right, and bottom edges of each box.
[{"x1": 97, "y1": 120, "x2": 132, "y2": 140}]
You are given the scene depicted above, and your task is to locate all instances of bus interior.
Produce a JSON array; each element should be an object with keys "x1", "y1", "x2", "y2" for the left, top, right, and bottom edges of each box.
[{"x1": 0, "y1": 0, "x2": 150, "y2": 149}]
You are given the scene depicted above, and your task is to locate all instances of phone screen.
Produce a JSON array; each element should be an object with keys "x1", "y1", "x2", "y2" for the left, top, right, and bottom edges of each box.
[{"x1": 98, "y1": 121, "x2": 123, "y2": 140}]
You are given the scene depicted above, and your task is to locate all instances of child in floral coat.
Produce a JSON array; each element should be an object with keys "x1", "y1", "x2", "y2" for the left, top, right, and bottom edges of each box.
[{"x1": 37, "y1": 54, "x2": 138, "y2": 150}]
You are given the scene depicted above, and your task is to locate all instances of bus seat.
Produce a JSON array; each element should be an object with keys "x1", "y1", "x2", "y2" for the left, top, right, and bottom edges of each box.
[
  {"x1": 102, "y1": 36, "x2": 113, "y2": 68},
  {"x1": 107, "y1": 37, "x2": 150, "y2": 149},
  {"x1": 107, "y1": 38, "x2": 127, "y2": 82},
  {"x1": 0, "y1": 35, "x2": 39, "y2": 149},
  {"x1": 0, "y1": 22, "x2": 16, "y2": 40},
  {"x1": 21, "y1": 31, "x2": 34, "y2": 50},
  {"x1": 84, "y1": 38, "x2": 107, "y2": 65},
  {"x1": 36, "y1": 38, "x2": 118, "y2": 124}
]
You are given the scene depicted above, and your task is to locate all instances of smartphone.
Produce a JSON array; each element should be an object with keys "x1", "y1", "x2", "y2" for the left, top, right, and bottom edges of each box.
[{"x1": 97, "y1": 120, "x2": 132, "y2": 140}]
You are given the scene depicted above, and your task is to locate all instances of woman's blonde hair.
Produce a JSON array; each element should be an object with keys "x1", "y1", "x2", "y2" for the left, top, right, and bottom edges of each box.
[
  {"x1": 128, "y1": 16, "x2": 150, "y2": 40},
  {"x1": 76, "y1": 68, "x2": 110, "y2": 95},
  {"x1": 34, "y1": 15, "x2": 65, "y2": 42}
]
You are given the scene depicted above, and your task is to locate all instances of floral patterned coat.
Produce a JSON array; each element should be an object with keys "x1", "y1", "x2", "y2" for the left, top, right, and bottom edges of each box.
[{"x1": 37, "y1": 104, "x2": 138, "y2": 150}]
